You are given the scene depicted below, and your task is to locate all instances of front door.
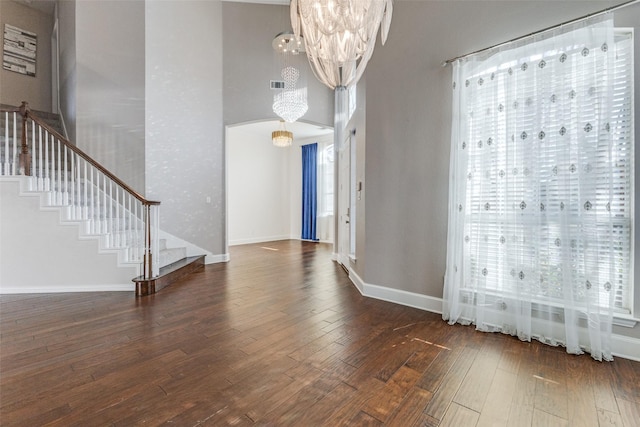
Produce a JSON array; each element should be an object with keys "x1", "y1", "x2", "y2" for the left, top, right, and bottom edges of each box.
[{"x1": 337, "y1": 133, "x2": 351, "y2": 271}]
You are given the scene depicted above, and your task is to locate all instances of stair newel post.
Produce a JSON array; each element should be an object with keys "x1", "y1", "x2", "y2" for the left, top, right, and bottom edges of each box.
[
  {"x1": 143, "y1": 202, "x2": 160, "y2": 279},
  {"x1": 151, "y1": 204, "x2": 160, "y2": 277},
  {"x1": 18, "y1": 101, "x2": 31, "y2": 176},
  {"x1": 143, "y1": 202, "x2": 153, "y2": 279}
]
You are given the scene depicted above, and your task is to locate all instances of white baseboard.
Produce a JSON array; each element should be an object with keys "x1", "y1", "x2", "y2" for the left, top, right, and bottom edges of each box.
[
  {"x1": 229, "y1": 235, "x2": 291, "y2": 246},
  {"x1": 611, "y1": 334, "x2": 640, "y2": 362},
  {"x1": 349, "y1": 268, "x2": 365, "y2": 294},
  {"x1": 206, "y1": 253, "x2": 229, "y2": 264},
  {"x1": 0, "y1": 284, "x2": 134, "y2": 294},
  {"x1": 346, "y1": 269, "x2": 640, "y2": 362},
  {"x1": 349, "y1": 269, "x2": 442, "y2": 315}
]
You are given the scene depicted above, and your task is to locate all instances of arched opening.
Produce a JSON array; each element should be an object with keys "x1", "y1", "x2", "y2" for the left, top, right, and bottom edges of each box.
[{"x1": 225, "y1": 119, "x2": 334, "y2": 250}]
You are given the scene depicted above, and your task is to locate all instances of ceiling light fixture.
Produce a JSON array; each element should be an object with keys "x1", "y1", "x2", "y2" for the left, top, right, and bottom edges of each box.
[
  {"x1": 290, "y1": 0, "x2": 393, "y2": 89},
  {"x1": 272, "y1": 120, "x2": 293, "y2": 147},
  {"x1": 272, "y1": 31, "x2": 308, "y2": 123}
]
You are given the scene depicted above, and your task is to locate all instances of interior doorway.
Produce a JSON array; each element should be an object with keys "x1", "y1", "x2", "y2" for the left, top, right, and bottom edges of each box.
[
  {"x1": 336, "y1": 129, "x2": 355, "y2": 271},
  {"x1": 225, "y1": 120, "x2": 333, "y2": 249}
]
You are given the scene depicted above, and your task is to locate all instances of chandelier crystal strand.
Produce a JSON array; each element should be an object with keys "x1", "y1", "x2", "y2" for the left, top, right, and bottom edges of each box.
[
  {"x1": 273, "y1": 66, "x2": 308, "y2": 122},
  {"x1": 291, "y1": 0, "x2": 393, "y2": 89},
  {"x1": 272, "y1": 32, "x2": 309, "y2": 123}
]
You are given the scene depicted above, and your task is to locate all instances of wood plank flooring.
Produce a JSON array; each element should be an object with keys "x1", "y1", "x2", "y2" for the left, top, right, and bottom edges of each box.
[{"x1": 1, "y1": 240, "x2": 639, "y2": 426}]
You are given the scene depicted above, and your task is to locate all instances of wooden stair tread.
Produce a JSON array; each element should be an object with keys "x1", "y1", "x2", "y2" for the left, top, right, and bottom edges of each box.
[{"x1": 133, "y1": 255, "x2": 205, "y2": 297}]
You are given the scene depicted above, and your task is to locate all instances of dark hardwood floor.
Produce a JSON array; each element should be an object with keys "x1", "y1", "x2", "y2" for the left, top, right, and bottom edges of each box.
[{"x1": 1, "y1": 240, "x2": 639, "y2": 426}]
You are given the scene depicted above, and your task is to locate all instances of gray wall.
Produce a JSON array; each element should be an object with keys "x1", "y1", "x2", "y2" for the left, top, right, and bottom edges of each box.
[
  {"x1": 362, "y1": 0, "x2": 640, "y2": 338},
  {"x1": 222, "y1": 2, "x2": 333, "y2": 128},
  {"x1": 74, "y1": 0, "x2": 146, "y2": 194},
  {"x1": 146, "y1": 0, "x2": 225, "y2": 256},
  {"x1": 615, "y1": 3, "x2": 640, "y2": 339},
  {"x1": 57, "y1": 0, "x2": 145, "y2": 192},
  {"x1": 58, "y1": 0, "x2": 76, "y2": 142},
  {"x1": 0, "y1": 0, "x2": 53, "y2": 111}
]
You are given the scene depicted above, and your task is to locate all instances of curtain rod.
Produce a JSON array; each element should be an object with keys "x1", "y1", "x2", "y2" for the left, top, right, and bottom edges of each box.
[{"x1": 441, "y1": 0, "x2": 639, "y2": 67}]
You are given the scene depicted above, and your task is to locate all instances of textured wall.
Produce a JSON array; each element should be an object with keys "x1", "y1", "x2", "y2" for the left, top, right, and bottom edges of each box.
[
  {"x1": 0, "y1": 0, "x2": 53, "y2": 112},
  {"x1": 145, "y1": 0, "x2": 225, "y2": 256}
]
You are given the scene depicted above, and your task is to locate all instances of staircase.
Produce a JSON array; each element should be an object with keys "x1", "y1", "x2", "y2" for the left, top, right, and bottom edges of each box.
[{"x1": 0, "y1": 103, "x2": 204, "y2": 296}]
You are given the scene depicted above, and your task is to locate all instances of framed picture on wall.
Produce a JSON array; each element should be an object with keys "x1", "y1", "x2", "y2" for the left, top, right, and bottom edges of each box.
[{"x1": 3, "y1": 24, "x2": 37, "y2": 77}]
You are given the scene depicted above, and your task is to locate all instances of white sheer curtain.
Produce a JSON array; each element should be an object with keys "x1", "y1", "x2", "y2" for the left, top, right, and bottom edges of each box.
[{"x1": 444, "y1": 16, "x2": 634, "y2": 361}]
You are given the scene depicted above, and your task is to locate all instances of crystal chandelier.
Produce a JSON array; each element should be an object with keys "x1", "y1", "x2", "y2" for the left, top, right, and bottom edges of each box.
[
  {"x1": 272, "y1": 32, "x2": 308, "y2": 123},
  {"x1": 272, "y1": 120, "x2": 293, "y2": 147},
  {"x1": 290, "y1": 0, "x2": 393, "y2": 89}
]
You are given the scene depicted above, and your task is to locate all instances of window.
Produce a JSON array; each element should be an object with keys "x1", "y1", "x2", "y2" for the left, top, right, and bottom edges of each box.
[
  {"x1": 318, "y1": 143, "x2": 334, "y2": 217},
  {"x1": 348, "y1": 84, "x2": 357, "y2": 122},
  {"x1": 444, "y1": 18, "x2": 633, "y2": 360},
  {"x1": 461, "y1": 30, "x2": 634, "y2": 312}
]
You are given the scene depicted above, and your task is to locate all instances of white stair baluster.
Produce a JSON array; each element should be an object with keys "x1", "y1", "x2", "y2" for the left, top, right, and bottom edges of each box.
[
  {"x1": 56, "y1": 138, "x2": 62, "y2": 204},
  {"x1": 49, "y1": 133, "x2": 56, "y2": 205},
  {"x1": 38, "y1": 126, "x2": 43, "y2": 190},
  {"x1": 63, "y1": 145, "x2": 69, "y2": 205},
  {"x1": 95, "y1": 171, "x2": 101, "y2": 234},
  {"x1": 90, "y1": 167, "x2": 95, "y2": 233},
  {"x1": 108, "y1": 179, "x2": 113, "y2": 248},
  {"x1": 133, "y1": 201, "x2": 138, "y2": 262},
  {"x1": 11, "y1": 112, "x2": 17, "y2": 175},
  {"x1": 77, "y1": 155, "x2": 83, "y2": 219},
  {"x1": 71, "y1": 152, "x2": 77, "y2": 218},
  {"x1": 121, "y1": 188, "x2": 126, "y2": 248},
  {"x1": 3, "y1": 112, "x2": 7, "y2": 175},
  {"x1": 102, "y1": 172, "x2": 107, "y2": 234},
  {"x1": 83, "y1": 160, "x2": 88, "y2": 220},
  {"x1": 69, "y1": 151, "x2": 78, "y2": 219},
  {"x1": 115, "y1": 186, "x2": 120, "y2": 247},
  {"x1": 128, "y1": 194, "x2": 133, "y2": 261},
  {"x1": 50, "y1": 136, "x2": 56, "y2": 203},
  {"x1": 44, "y1": 130, "x2": 50, "y2": 191},
  {"x1": 31, "y1": 120, "x2": 36, "y2": 184}
]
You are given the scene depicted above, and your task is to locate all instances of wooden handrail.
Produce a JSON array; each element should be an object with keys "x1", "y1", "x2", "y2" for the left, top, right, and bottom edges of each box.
[{"x1": 12, "y1": 101, "x2": 160, "y2": 206}]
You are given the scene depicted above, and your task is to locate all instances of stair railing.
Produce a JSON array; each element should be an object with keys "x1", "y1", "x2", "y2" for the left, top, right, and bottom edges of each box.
[{"x1": 1, "y1": 102, "x2": 160, "y2": 279}]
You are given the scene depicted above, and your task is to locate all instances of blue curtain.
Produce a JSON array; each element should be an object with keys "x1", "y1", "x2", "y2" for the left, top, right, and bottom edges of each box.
[{"x1": 301, "y1": 143, "x2": 318, "y2": 241}]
